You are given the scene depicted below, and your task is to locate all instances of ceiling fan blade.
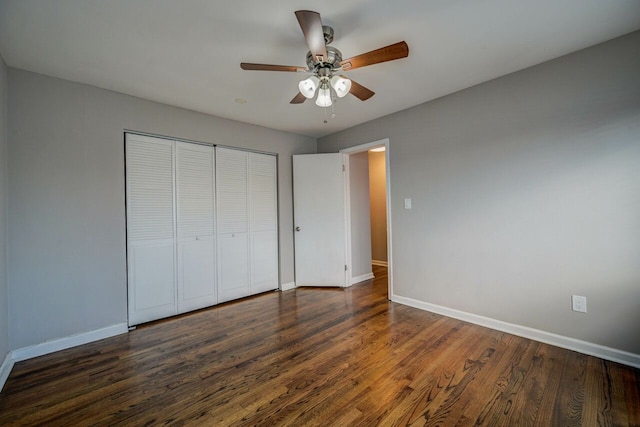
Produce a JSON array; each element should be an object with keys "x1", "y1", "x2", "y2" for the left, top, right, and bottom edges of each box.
[
  {"x1": 295, "y1": 10, "x2": 328, "y2": 63},
  {"x1": 340, "y1": 41, "x2": 409, "y2": 71},
  {"x1": 344, "y1": 76, "x2": 375, "y2": 101},
  {"x1": 290, "y1": 92, "x2": 307, "y2": 104},
  {"x1": 241, "y1": 63, "x2": 307, "y2": 72}
]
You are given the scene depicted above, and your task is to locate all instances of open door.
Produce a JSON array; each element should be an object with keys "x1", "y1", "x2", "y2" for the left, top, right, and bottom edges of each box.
[{"x1": 293, "y1": 154, "x2": 347, "y2": 287}]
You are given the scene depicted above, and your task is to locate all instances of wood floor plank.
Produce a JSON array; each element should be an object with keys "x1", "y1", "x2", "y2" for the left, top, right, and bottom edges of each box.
[
  {"x1": 551, "y1": 350, "x2": 588, "y2": 426},
  {"x1": 1, "y1": 266, "x2": 638, "y2": 426},
  {"x1": 442, "y1": 333, "x2": 529, "y2": 425},
  {"x1": 384, "y1": 326, "x2": 488, "y2": 426},
  {"x1": 621, "y1": 366, "x2": 640, "y2": 427},
  {"x1": 524, "y1": 344, "x2": 568, "y2": 426}
]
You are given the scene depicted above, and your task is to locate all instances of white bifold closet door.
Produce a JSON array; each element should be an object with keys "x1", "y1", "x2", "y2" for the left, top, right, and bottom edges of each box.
[
  {"x1": 216, "y1": 148, "x2": 279, "y2": 302},
  {"x1": 126, "y1": 135, "x2": 217, "y2": 325},
  {"x1": 126, "y1": 134, "x2": 177, "y2": 325},
  {"x1": 127, "y1": 135, "x2": 278, "y2": 325},
  {"x1": 175, "y1": 141, "x2": 217, "y2": 313}
]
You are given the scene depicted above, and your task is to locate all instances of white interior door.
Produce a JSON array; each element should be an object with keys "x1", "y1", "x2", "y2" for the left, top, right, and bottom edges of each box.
[{"x1": 293, "y1": 153, "x2": 347, "y2": 287}]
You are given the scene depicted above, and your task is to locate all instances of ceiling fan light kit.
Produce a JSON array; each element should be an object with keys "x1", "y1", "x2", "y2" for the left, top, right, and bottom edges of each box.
[
  {"x1": 240, "y1": 10, "x2": 409, "y2": 110},
  {"x1": 299, "y1": 74, "x2": 351, "y2": 106}
]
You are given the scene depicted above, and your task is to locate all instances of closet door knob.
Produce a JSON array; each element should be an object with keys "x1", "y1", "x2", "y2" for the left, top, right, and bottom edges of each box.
[{"x1": 295, "y1": 226, "x2": 301, "y2": 232}]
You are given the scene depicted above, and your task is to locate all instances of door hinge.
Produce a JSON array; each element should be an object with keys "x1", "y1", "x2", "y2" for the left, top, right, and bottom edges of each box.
[
  {"x1": 345, "y1": 264, "x2": 348, "y2": 271},
  {"x1": 342, "y1": 164, "x2": 345, "y2": 172}
]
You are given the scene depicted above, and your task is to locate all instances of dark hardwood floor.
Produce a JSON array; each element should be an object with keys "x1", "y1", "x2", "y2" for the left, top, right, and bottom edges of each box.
[{"x1": 1, "y1": 266, "x2": 639, "y2": 426}]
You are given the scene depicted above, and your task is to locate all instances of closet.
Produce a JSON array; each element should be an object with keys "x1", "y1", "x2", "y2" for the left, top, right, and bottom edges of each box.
[{"x1": 125, "y1": 134, "x2": 278, "y2": 325}]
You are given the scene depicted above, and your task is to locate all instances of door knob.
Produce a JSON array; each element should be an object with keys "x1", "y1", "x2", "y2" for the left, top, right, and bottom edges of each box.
[{"x1": 295, "y1": 226, "x2": 301, "y2": 232}]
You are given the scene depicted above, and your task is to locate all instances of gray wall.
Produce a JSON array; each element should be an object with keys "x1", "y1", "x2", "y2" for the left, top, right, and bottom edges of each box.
[
  {"x1": 7, "y1": 69, "x2": 315, "y2": 350},
  {"x1": 0, "y1": 55, "x2": 8, "y2": 360},
  {"x1": 348, "y1": 151, "x2": 372, "y2": 280},
  {"x1": 318, "y1": 31, "x2": 640, "y2": 354}
]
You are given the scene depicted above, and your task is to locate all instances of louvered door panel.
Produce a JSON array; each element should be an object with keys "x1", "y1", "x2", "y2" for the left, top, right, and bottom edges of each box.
[
  {"x1": 125, "y1": 134, "x2": 177, "y2": 325},
  {"x1": 249, "y1": 153, "x2": 277, "y2": 232},
  {"x1": 249, "y1": 153, "x2": 278, "y2": 292},
  {"x1": 176, "y1": 142, "x2": 217, "y2": 312},
  {"x1": 126, "y1": 137, "x2": 175, "y2": 241},
  {"x1": 176, "y1": 142, "x2": 215, "y2": 238},
  {"x1": 216, "y1": 148, "x2": 248, "y2": 234},
  {"x1": 216, "y1": 147, "x2": 250, "y2": 300}
]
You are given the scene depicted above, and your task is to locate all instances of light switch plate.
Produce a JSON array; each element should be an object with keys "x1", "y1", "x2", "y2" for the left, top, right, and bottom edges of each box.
[{"x1": 404, "y1": 198, "x2": 412, "y2": 209}]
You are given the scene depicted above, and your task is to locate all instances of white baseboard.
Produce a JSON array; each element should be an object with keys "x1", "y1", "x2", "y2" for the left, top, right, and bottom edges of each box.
[
  {"x1": 351, "y1": 272, "x2": 374, "y2": 286},
  {"x1": 372, "y1": 260, "x2": 388, "y2": 267},
  {"x1": 391, "y1": 294, "x2": 640, "y2": 369},
  {"x1": 0, "y1": 352, "x2": 15, "y2": 392},
  {"x1": 0, "y1": 323, "x2": 128, "y2": 393},
  {"x1": 11, "y1": 323, "x2": 128, "y2": 363},
  {"x1": 280, "y1": 281, "x2": 296, "y2": 291}
]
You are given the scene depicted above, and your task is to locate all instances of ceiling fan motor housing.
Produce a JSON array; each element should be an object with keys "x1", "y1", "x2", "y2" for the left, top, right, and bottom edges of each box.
[{"x1": 306, "y1": 45, "x2": 343, "y2": 71}]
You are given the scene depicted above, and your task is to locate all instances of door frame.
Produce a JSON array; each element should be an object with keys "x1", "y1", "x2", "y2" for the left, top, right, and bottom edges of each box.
[{"x1": 340, "y1": 138, "x2": 393, "y2": 298}]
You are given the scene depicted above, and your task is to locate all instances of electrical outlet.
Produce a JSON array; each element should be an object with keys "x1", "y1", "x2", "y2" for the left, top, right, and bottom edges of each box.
[{"x1": 572, "y1": 295, "x2": 587, "y2": 313}]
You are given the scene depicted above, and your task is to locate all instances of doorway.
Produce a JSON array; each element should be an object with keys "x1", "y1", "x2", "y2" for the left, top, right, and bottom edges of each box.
[{"x1": 341, "y1": 138, "x2": 392, "y2": 297}]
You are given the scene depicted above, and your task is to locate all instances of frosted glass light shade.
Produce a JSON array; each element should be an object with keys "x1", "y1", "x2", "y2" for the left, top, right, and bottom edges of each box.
[
  {"x1": 330, "y1": 76, "x2": 352, "y2": 98},
  {"x1": 315, "y1": 86, "x2": 332, "y2": 107},
  {"x1": 298, "y1": 76, "x2": 319, "y2": 99}
]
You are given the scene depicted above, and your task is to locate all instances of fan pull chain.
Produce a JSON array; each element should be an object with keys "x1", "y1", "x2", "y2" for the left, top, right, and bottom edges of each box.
[{"x1": 323, "y1": 93, "x2": 337, "y2": 124}]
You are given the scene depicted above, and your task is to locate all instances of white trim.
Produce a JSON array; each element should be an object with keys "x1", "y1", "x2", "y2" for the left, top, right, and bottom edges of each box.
[
  {"x1": 342, "y1": 153, "x2": 351, "y2": 289},
  {"x1": 340, "y1": 139, "x2": 387, "y2": 154},
  {"x1": 392, "y1": 294, "x2": 640, "y2": 369},
  {"x1": 372, "y1": 260, "x2": 388, "y2": 267},
  {"x1": 384, "y1": 140, "x2": 393, "y2": 298},
  {"x1": 280, "y1": 281, "x2": 296, "y2": 291},
  {"x1": 11, "y1": 323, "x2": 128, "y2": 363},
  {"x1": 0, "y1": 352, "x2": 15, "y2": 392},
  {"x1": 351, "y1": 272, "x2": 374, "y2": 286}
]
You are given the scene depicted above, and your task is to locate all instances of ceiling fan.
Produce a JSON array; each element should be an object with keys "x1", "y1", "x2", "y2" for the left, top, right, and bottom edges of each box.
[{"x1": 240, "y1": 10, "x2": 409, "y2": 107}]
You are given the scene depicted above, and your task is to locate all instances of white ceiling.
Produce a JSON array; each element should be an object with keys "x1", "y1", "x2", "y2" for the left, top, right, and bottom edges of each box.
[{"x1": 1, "y1": 0, "x2": 639, "y2": 138}]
